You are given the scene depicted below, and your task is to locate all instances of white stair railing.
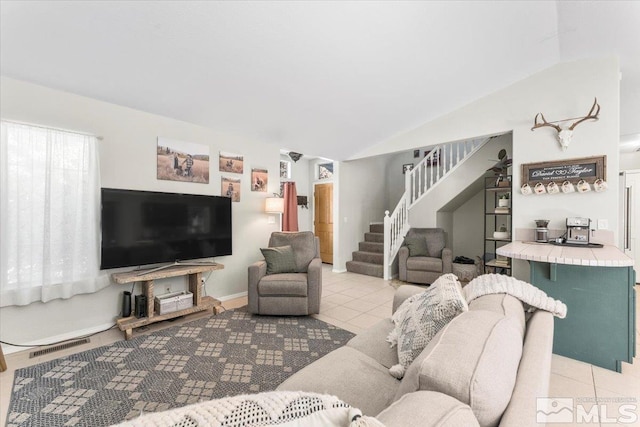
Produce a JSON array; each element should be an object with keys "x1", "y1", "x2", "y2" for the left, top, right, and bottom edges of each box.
[{"x1": 383, "y1": 137, "x2": 490, "y2": 280}]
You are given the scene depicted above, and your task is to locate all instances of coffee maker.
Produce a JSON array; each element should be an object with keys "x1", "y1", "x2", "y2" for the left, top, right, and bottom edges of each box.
[
  {"x1": 566, "y1": 217, "x2": 591, "y2": 245},
  {"x1": 534, "y1": 219, "x2": 550, "y2": 243}
]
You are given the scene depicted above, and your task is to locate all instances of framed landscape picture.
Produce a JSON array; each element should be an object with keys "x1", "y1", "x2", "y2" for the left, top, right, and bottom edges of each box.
[
  {"x1": 219, "y1": 151, "x2": 244, "y2": 174},
  {"x1": 156, "y1": 137, "x2": 210, "y2": 184}
]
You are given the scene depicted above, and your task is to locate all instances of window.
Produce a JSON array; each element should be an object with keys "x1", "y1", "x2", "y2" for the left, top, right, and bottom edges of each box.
[
  {"x1": 0, "y1": 121, "x2": 105, "y2": 306},
  {"x1": 280, "y1": 160, "x2": 291, "y2": 179},
  {"x1": 318, "y1": 162, "x2": 333, "y2": 180}
]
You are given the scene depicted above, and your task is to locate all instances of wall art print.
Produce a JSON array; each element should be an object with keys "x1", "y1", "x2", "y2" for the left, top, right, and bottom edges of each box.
[
  {"x1": 222, "y1": 176, "x2": 241, "y2": 202},
  {"x1": 280, "y1": 161, "x2": 291, "y2": 179},
  {"x1": 157, "y1": 137, "x2": 210, "y2": 183},
  {"x1": 251, "y1": 168, "x2": 268, "y2": 192},
  {"x1": 219, "y1": 151, "x2": 244, "y2": 174}
]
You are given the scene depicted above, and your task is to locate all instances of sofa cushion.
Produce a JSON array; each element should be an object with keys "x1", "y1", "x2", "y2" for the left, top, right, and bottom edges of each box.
[
  {"x1": 404, "y1": 237, "x2": 429, "y2": 257},
  {"x1": 277, "y1": 346, "x2": 400, "y2": 416},
  {"x1": 377, "y1": 391, "x2": 480, "y2": 427},
  {"x1": 347, "y1": 318, "x2": 398, "y2": 369},
  {"x1": 469, "y1": 293, "x2": 526, "y2": 336},
  {"x1": 258, "y1": 273, "x2": 308, "y2": 296},
  {"x1": 387, "y1": 273, "x2": 467, "y2": 379},
  {"x1": 395, "y1": 310, "x2": 524, "y2": 427},
  {"x1": 269, "y1": 231, "x2": 317, "y2": 272},
  {"x1": 392, "y1": 285, "x2": 426, "y2": 314},
  {"x1": 406, "y1": 256, "x2": 442, "y2": 272},
  {"x1": 261, "y1": 245, "x2": 297, "y2": 275}
]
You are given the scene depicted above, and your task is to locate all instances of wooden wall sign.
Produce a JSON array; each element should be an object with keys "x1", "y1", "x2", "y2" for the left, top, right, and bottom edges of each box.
[{"x1": 521, "y1": 155, "x2": 606, "y2": 186}]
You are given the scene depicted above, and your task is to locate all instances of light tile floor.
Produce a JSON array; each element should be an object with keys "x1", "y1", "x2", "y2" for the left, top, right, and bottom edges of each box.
[{"x1": 1, "y1": 265, "x2": 638, "y2": 426}]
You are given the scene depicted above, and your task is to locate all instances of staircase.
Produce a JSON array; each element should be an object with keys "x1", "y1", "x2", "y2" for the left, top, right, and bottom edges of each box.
[
  {"x1": 346, "y1": 223, "x2": 385, "y2": 278},
  {"x1": 382, "y1": 137, "x2": 492, "y2": 280}
]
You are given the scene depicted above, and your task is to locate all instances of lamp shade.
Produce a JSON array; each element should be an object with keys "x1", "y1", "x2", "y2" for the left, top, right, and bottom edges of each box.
[{"x1": 265, "y1": 197, "x2": 285, "y2": 213}]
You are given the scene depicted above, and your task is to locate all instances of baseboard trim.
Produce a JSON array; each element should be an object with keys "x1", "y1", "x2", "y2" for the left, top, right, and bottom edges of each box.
[
  {"x1": 1, "y1": 321, "x2": 115, "y2": 355},
  {"x1": 215, "y1": 291, "x2": 248, "y2": 302},
  {"x1": 2, "y1": 293, "x2": 250, "y2": 356}
]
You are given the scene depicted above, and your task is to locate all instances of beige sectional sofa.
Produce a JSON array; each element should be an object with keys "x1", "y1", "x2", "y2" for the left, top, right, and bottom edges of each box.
[{"x1": 277, "y1": 284, "x2": 555, "y2": 427}]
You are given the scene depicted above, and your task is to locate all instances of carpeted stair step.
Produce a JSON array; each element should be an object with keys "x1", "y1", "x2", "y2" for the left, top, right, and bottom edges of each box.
[
  {"x1": 364, "y1": 232, "x2": 384, "y2": 243},
  {"x1": 352, "y1": 250, "x2": 384, "y2": 265},
  {"x1": 359, "y1": 241, "x2": 384, "y2": 253},
  {"x1": 346, "y1": 260, "x2": 384, "y2": 278},
  {"x1": 369, "y1": 223, "x2": 384, "y2": 233}
]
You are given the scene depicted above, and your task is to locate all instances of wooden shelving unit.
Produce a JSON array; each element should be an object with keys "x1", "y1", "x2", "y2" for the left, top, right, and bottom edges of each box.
[
  {"x1": 112, "y1": 263, "x2": 224, "y2": 340},
  {"x1": 484, "y1": 176, "x2": 512, "y2": 275}
]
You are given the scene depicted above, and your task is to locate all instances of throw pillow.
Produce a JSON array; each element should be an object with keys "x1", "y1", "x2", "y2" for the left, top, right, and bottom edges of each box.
[
  {"x1": 261, "y1": 245, "x2": 297, "y2": 275},
  {"x1": 404, "y1": 237, "x2": 429, "y2": 257},
  {"x1": 387, "y1": 273, "x2": 468, "y2": 379}
]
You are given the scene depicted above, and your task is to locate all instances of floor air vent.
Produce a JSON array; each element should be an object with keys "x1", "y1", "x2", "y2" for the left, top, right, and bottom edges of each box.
[{"x1": 29, "y1": 338, "x2": 90, "y2": 358}]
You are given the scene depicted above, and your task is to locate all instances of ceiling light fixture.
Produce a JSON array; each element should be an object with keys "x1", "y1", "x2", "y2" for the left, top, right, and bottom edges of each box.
[{"x1": 288, "y1": 152, "x2": 303, "y2": 162}]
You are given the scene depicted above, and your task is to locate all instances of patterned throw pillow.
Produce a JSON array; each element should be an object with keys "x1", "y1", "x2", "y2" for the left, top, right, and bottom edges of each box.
[
  {"x1": 404, "y1": 237, "x2": 429, "y2": 257},
  {"x1": 387, "y1": 274, "x2": 468, "y2": 379},
  {"x1": 261, "y1": 245, "x2": 297, "y2": 275}
]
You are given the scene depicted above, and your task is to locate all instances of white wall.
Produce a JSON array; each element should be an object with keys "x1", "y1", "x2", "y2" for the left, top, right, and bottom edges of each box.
[
  {"x1": 452, "y1": 191, "x2": 484, "y2": 259},
  {"x1": 620, "y1": 151, "x2": 640, "y2": 171},
  {"x1": 384, "y1": 147, "x2": 437, "y2": 209},
  {"x1": 408, "y1": 136, "x2": 511, "y2": 227},
  {"x1": 351, "y1": 57, "x2": 621, "y2": 279},
  {"x1": 335, "y1": 155, "x2": 389, "y2": 271},
  {"x1": 0, "y1": 77, "x2": 282, "y2": 349}
]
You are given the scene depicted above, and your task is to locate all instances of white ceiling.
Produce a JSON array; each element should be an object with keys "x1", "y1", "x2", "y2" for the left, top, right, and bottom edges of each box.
[{"x1": 1, "y1": 1, "x2": 639, "y2": 160}]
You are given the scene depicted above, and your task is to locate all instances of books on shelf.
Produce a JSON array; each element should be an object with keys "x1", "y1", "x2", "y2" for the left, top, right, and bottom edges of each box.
[
  {"x1": 492, "y1": 257, "x2": 510, "y2": 267},
  {"x1": 494, "y1": 207, "x2": 510, "y2": 214}
]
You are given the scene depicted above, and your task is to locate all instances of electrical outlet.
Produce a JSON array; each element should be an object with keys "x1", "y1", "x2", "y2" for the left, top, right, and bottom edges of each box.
[{"x1": 597, "y1": 219, "x2": 609, "y2": 230}]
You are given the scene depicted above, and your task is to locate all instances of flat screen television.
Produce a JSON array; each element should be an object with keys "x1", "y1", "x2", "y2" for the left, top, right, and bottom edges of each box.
[{"x1": 100, "y1": 188, "x2": 232, "y2": 269}]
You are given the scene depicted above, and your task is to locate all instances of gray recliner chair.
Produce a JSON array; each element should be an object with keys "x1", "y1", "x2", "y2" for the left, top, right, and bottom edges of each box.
[
  {"x1": 248, "y1": 231, "x2": 322, "y2": 315},
  {"x1": 399, "y1": 228, "x2": 452, "y2": 285}
]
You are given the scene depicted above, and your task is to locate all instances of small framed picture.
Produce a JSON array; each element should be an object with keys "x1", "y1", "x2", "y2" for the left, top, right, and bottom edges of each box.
[
  {"x1": 403, "y1": 163, "x2": 414, "y2": 174},
  {"x1": 424, "y1": 150, "x2": 440, "y2": 166},
  {"x1": 413, "y1": 149, "x2": 420, "y2": 158}
]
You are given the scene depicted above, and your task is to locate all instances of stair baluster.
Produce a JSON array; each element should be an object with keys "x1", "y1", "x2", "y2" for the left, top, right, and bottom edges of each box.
[{"x1": 381, "y1": 137, "x2": 492, "y2": 280}]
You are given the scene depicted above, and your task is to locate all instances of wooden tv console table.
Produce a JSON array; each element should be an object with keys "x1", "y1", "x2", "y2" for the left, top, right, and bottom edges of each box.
[{"x1": 112, "y1": 263, "x2": 224, "y2": 340}]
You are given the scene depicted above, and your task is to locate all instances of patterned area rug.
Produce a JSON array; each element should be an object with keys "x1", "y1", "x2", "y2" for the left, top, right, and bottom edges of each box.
[{"x1": 7, "y1": 308, "x2": 354, "y2": 427}]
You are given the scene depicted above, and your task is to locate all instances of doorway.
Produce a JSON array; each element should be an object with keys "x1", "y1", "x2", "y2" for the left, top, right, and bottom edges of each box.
[
  {"x1": 314, "y1": 183, "x2": 333, "y2": 264},
  {"x1": 622, "y1": 171, "x2": 640, "y2": 282}
]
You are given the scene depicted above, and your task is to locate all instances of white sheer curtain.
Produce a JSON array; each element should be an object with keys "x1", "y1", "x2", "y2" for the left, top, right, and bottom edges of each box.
[{"x1": 0, "y1": 121, "x2": 108, "y2": 306}]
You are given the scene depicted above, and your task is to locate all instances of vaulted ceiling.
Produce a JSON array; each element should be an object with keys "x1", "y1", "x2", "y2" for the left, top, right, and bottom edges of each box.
[{"x1": 1, "y1": 1, "x2": 639, "y2": 160}]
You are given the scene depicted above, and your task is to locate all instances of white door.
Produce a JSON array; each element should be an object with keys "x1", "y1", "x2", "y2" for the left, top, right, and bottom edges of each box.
[{"x1": 623, "y1": 171, "x2": 640, "y2": 282}]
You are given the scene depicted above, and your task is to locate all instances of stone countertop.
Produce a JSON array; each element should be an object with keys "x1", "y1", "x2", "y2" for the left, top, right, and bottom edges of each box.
[{"x1": 497, "y1": 241, "x2": 634, "y2": 267}]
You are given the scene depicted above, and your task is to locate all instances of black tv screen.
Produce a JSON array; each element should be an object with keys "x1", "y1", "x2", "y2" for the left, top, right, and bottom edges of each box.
[{"x1": 100, "y1": 188, "x2": 232, "y2": 269}]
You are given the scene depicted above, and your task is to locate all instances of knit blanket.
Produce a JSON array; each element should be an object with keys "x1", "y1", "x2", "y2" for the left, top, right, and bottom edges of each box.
[
  {"x1": 463, "y1": 274, "x2": 567, "y2": 318},
  {"x1": 113, "y1": 391, "x2": 385, "y2": 427}
]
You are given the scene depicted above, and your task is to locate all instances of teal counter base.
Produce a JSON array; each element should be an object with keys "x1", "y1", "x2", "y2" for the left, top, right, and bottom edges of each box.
[{"x1": 530, "y1": 262, "x2": 636, "y2": 372}]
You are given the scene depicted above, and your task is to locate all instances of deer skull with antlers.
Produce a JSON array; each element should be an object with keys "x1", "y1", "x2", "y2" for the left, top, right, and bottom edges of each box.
[{"x1": 531, "y1": 98, "x2": 600, "y2": 150}]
